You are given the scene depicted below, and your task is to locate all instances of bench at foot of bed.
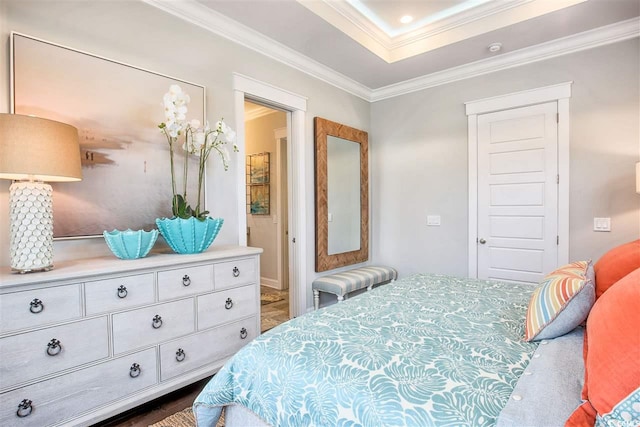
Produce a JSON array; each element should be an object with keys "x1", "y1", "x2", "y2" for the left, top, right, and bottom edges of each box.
[{"x1": 312, "y1": 266, "x2": 397, "y2": 310}]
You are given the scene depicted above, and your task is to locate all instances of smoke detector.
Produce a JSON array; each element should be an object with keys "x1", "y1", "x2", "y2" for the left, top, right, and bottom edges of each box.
[{"x1": 488, "y1": 43, "x2": 502, "y2": 53}]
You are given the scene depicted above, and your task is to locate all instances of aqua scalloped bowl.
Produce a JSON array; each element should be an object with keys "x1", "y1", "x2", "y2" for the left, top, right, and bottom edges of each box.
[
  {"x1": 103, "y1": 229, "x2": 158, "y2": 259},
  {"x1": 156, "y1": 217, "x2": 223, "y2": 254}
]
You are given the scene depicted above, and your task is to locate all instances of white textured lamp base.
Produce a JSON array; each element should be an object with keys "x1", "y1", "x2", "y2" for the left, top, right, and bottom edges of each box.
[{"x1": 9, "y1": 181, "x2": 54, "y2": 273}]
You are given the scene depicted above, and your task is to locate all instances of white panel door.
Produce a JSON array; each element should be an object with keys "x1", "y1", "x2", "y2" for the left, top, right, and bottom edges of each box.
[{"x1": 477, "y1": 102, "x2": 558, "y2": 283}]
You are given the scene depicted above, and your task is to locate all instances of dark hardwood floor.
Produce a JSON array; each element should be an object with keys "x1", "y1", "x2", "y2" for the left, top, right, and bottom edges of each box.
[{"x1": 96, "y1": 285, "x2": 289, "y2": 426}]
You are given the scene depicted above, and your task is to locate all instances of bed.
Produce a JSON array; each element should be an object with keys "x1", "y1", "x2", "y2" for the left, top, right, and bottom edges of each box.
[{"x1": 193, "y1": 272, "x2": 593, "y2": 427}]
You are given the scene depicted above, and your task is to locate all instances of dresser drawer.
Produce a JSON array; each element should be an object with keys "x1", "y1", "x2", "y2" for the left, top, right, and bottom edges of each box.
[
  {"x1": 0, "y1": 347, "x2": 157, "y2": 427},
  {"x1": 197, "y1": 284, "x2": 258, "y2": 330},
  {"x1": 157, "y1": 265, "x2": 213, "y2": 301},
  {"x1": 112, "y1": 298, "x2": 195, "y2": 355},
  {"x1": 159, "y1": 317, "x2": 257, "y2": 382},
  {"x1": 213, "y1": 258, "x2": 256, "y2": 290},
  {"x1": 0, "y1": 284, "x2": 81, "y2": 334},
  {"x1": 85, "y1": 273, "x2": 155, "y2": 315},
  {"x1": 0, "y1": 317, "x2": 108, "y2": 390}
]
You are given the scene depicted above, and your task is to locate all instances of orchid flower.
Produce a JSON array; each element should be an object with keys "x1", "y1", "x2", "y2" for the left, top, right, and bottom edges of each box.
[{"x1": 158, "y1": 86, "x2": 236, "y2": 220}]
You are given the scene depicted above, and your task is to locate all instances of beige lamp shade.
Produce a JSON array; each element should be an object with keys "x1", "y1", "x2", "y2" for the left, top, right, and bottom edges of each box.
[{"x1": 0, "y1": 113, "x2": 82, "y2": 182}]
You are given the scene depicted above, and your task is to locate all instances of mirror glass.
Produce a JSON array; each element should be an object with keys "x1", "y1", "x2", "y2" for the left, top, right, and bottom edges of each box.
[
  {"x1": 327, "y1": 136, "x2": 361, "y2": 254},
  {"x1": 314, "y1": 117, "x2": 368, "y2": 272}
]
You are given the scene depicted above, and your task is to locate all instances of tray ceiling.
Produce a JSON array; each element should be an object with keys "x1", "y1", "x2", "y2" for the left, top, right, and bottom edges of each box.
[{"x1": 145, "y1": 0, "x2": 640, "y2": 98}]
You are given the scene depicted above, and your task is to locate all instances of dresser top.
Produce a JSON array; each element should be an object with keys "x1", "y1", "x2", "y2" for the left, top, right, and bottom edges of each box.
[{"x1": 0, "y1": 245, "x2": 262, "y2": 290}]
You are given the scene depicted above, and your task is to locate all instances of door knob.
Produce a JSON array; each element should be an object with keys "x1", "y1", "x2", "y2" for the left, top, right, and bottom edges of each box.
[{"x1": 478, "y1": 238, "x2": 486, "y2": 244}]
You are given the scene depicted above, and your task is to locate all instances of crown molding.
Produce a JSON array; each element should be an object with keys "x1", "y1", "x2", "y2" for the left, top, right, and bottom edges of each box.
[
  {"x1": 245, "y1": 105, "x2": 278, "y2": 121},
  {"x1": 313, "y1": 0, "x2": 530, "y2": 48},
  {"x1": 298, "y1": 0, "x2": 586, "y2": 63},
  {"x1": 388, "y1": 0, "x2": 530, "y2": 47},
  {"x1": 371, "y1": 17, "x2": 640, "y2": 102},
  {"x1": 142, "y1": 0, "x2": 639, "y2": 104},
  {"x1": 344, "y1": 0, "x2": 501, "y2": 39},
  {"x1": 295, "y1": 0, "x2": 391, "y2": 61},
  {"x1": 141, "y1": 0, "x2": 371, "y2": 101}
]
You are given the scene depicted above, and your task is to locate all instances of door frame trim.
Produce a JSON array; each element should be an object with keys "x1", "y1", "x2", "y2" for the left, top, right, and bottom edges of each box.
[
  {"x1": 465, "y1": 82, "x2": 572, "y2": 278},
  {"x1": 274, "y1": 126, "x2": 288, "y2": 292},
  {"x1": 233, "y1": 73, "x2": 308, "y2": 317}
]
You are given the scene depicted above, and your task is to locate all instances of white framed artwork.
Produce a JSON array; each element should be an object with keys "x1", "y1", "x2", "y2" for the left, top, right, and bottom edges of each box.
[{"x1": 11, "y1": 32, "x2": 205, "y2": 238}]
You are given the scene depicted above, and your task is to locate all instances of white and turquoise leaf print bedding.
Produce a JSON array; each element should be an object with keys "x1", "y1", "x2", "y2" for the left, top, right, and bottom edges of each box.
[{"x1": 194, "y1": 274, "x2": 539, "y2": 427}]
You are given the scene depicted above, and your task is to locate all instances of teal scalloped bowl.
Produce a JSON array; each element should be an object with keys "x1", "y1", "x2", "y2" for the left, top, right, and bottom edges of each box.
[
  {"x1": 156, "y1": 217, "x2": 223, "y2": 254},
  {"x1": 103, "y1": 229, "x2": 158, "y2": 259}
]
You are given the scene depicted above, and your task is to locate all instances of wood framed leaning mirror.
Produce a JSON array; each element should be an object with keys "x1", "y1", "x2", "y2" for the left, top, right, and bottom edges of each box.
[{"x1": 314, "y1": 117, "x2": 368, "y2": 272}]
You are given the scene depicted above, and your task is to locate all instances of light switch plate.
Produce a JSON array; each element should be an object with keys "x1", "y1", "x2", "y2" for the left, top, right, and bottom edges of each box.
[
  {"x1": 328, "y1": 213, "x2": 333, "y2": 222},
  {"x1": 427, "y1": 215, "x2": 441, "y2": 226},
  {"x1": 593, "y1": 217, "x2": 611, "y2": 232}
]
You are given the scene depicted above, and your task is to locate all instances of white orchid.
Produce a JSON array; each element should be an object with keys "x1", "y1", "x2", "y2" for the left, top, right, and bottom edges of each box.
[
  {"x1": 216, "y1": 120, "x2": 237, "y2": 144},
  {"x1": 166, "y1": 84, "x2": 190, "y2": 106},
  {"x1": 183, "y1": 128, "x2": 206, "y2": 154},
  {"x1": 193, "y1": 130, "x2": 206, "y2": 150},
  {"x1": 162, "y1": 85, "x2": 191, "y2": 137},
  {"x1": 158, "y1": 85, "x2": 236, "y2": 220},
  {"x1": 219, "y1": 146, "x2": 231, "y2": 166}
]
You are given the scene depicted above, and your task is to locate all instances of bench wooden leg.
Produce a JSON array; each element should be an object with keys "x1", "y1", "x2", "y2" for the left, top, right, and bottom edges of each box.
[{"x1": 313, "y1": 289, "x2": 320, "y2": 310}]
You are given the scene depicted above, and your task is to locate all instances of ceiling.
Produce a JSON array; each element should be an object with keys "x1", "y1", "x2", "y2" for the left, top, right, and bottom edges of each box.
[
  {"x1": 245, "y1": 100, "x2": 281, "y2": 120},
  {"x1": 146, "y1": 0, "x2": 640, "y2": 100},
  {"x1": 295, "y1": 0, "x2": 590, "y2": 62}
]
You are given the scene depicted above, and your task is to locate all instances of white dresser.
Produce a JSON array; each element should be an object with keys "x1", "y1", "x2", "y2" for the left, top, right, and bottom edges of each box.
[{"x1": 0, "y1": 245, "x2": 262, "y2": 426}]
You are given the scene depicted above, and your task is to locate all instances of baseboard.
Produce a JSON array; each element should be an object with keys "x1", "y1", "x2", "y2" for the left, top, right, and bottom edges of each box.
[{"x1": 260, "y1": 277, "x2": 280, "y2": 289}]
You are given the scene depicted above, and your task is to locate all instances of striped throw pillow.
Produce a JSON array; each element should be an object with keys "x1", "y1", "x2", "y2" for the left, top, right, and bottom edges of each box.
[{"x1": 524, "y1": 261, "x2": 595, "y2": 342}]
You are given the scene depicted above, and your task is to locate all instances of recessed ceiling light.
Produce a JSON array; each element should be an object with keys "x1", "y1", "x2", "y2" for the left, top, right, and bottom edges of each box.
[
  {"x1": 488, "y1": 42, "x2": 502, "y2": 53},
  {"x1": 400, "y1": 15, "x2": 413, "y2": 24}
]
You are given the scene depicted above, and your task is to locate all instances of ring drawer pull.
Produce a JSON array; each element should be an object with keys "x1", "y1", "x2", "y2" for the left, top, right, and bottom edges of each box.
[
  {"x1": 46, "y1": 338, "x2": 62, "y2": 356},
  {"x1": 240, "y1": 327, "x2": 248, "y2": 340},
  {"x1": 232, "y1": 266, "x2": 240, "y2": 278},
  {"x1": 29, "y1": 298, "x2": 44, "y2": 314},
  {"x1": 176, "y1": 348, "x2": 186, "y2": 362},
  {"x1": 129, "y1": 363, "x2": 141, "y2": 378},
  {"x1": 152, "y1": 315, "x2": 163, "y2": 329},
  {"x1": 16, "y1": 399, "x2": 33, "y2": 418},
  {"x1": 117, "y1": 285, "x2": 128, "y2": 299},
  {"x1": 182, "y1": 275, "x2": 191, "y2": 286},
  {"x1": 225, "y1": 298, "x2": 234, "y2": 310}
]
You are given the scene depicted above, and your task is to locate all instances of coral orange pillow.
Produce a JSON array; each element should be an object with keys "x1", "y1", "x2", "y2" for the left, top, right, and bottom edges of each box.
[
  {"x1": 593, "y1": 239, "x2": 640, "y2": 299},
  {"x1": 565, "y1": 267, "x2": 640, "y2": 426}
]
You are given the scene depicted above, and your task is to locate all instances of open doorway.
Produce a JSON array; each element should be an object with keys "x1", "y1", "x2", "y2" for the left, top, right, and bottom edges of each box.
[
  {"x1": 244, "y1": 100, "x2": 289, "y2": 333},
  {"x1": 233, "y1": 72, "x2": 308, "y2": 321}
]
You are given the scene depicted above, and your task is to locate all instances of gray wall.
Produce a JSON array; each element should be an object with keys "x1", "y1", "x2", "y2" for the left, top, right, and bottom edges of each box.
[
  {"x1": 245, "y1": 110, "x2": 286, "y2": 285},
  {"x1": 370, "y1": 39, "x2": 640, "y2": 277},
  {"x1": 1, "y1": 1, "x2": 638, "y2": 308},
  {"x1": 0, "y1": 0, "x2": 370, "y2": 310}
]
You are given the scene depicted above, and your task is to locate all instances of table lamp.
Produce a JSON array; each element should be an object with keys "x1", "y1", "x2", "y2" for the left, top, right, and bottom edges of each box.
[{"x1": 0, "y1": 113, "x2": 82, "y2": 273}]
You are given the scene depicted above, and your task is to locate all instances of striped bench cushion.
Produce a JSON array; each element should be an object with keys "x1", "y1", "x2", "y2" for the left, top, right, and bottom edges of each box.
[{"x1": 312, "y1": 266, "x2": 397, "y2": 296}]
